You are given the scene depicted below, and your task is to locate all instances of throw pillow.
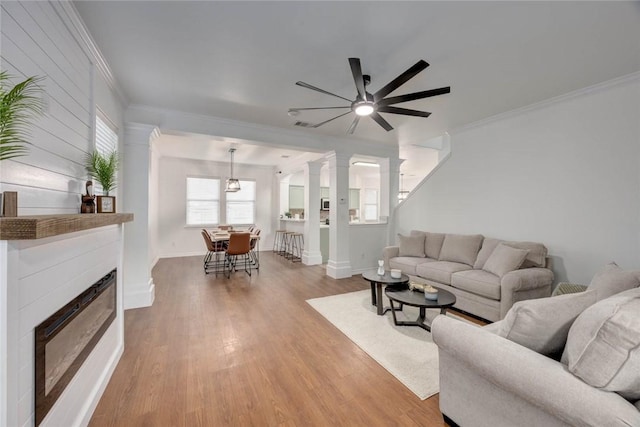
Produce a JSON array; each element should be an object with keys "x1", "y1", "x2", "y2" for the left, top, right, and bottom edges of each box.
[
  {"x1": 425, "y1": 232, "x2": 446, "y2": 259},
  {"x1": 473, "y1": 238, "x2": 503, "y2": 269},
  {"x1": 562, "y1": 287, "x2": 640, "y2": 400},
  {"x1": 504, "y1": 241, "x2": 548, "y2": 268},
  {"x1": 398, "y1": 233, "x2": 425, "y2": 257},
  {"x1": 482, "y1": 243, "x2": 529, "y2": 277},
  {"x1": 497, "y1": 290, "x2": 597, "y2": 357},
  {"x1": 438, "y1": 234, "x2": 483, "y2": 266},
  {"x1": 588, "y1": 262, "x2": 640, "y2": 300}
]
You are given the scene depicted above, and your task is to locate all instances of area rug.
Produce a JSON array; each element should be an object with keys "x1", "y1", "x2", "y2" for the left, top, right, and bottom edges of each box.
[{"x1": 307, "y1": 289, "x2": 467, "y2": 400}]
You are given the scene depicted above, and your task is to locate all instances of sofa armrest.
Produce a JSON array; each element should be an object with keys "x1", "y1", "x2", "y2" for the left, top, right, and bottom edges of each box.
[
  {"x1": 382, "y1": 246, "x2": 399, "y2": 270},
  {"x1": 500, "y1": 267, "x2": 553, "y2": 317},
  {"x1": 432, "y1": 316, "x2": 640, "y2": 427}
]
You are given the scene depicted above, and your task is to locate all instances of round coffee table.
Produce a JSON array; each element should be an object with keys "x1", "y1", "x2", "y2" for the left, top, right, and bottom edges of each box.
[
  {"x1": 384, "y1": 286, "x2": 456, "y2": 331},
  {"x1": 361, "y1": 269, "x2": 409, "y2": 315}
]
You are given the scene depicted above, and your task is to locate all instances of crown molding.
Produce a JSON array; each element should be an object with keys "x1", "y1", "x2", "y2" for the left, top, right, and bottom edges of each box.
[
  {"x1": 450, "y1": 71, "x2": 640, "y2": 136},
  {"x1": 53, "y1": 1, "x2": 128, "y2": 106}
]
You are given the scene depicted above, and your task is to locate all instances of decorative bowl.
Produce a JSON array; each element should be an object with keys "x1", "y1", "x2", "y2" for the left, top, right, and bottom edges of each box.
[
  {"x1": 390, "y1": 269, "x2": 402, "y2": 279},
  {"x1": 424, "y1": 285, "x2": 439, "y2": 300}
]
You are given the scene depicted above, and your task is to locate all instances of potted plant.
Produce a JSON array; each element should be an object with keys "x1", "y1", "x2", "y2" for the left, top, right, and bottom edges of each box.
[
  {"x1": 85, "y1": 150, "x2": 119, "y2": 213},
  {"x1": 0, "y1": 71, "x2": 45, "y2": 216}
]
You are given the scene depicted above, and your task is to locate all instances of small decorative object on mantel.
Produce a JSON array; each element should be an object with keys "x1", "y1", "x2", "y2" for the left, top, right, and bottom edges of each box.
[
  {"x1": 85, "y1": 149, "x2": 119, "y2": 214},
  {"x1": 2, "y1": 191, "x2": 18, "y2": 217},
  {"x1": 81, "y1": 180, "x2": 95, "y2": 214}
]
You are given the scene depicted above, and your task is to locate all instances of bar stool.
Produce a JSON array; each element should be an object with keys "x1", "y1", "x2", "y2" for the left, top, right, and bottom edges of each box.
[
  {"x1": 282, "y1": 232, "x2": 295, "y2": 257},
  {"x1": 288, "y1": 233, "x2": 304, "y2": 262},
  {"x1": 273, "y1": 230, "x2": 287, "y2": 255}
]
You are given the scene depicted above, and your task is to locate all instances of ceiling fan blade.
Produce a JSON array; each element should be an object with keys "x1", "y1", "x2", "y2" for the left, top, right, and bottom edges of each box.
[
  {"x1": 295, "y1": 81, "x2": 353, "y2": 102},
  {"x1": 348, "y1": 58, "x2": 367, "y2": 100},
  {"x1": 347, "y1": 116, "x2": 360, "y2": 134},
  {"x1": 376, "y1": 86, "x2": 451, "y2": 107},
  {"x1": 306, "y1": 111, "x2": 352, "y2": 128},
  {"x1": 377, "y1": 106, "x2": 431, "y2": 118},
  {"x1": 373, "y1": 60, "x2": 429, "y2": 101},
  {"x1": 289, "y1": 106, "x2": 351, "y2": 113},
  {"x1": 370, "y1": 112, "x2": 394, "y2": 132}
]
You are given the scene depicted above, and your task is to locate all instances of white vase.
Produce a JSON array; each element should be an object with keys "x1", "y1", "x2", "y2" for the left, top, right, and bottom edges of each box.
[{"x1": 377, "y1": 260, "x2": 385, "y2": 276}]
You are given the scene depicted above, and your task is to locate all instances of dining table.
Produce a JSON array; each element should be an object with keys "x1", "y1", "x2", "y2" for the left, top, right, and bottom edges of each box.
[{"x1": 207, "y1": 229, "x2": 261, "y2": 269}]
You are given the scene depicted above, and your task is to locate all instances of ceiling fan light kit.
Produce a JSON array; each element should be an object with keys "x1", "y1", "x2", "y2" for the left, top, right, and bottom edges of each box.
[{"x1": 291, "y1": 57, "x2": 450, "y2": 134}]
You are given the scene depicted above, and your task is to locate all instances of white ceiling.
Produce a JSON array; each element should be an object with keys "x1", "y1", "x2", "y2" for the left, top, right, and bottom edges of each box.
[{"x1": 74, "y1": 1, "x2": 640, "y2": 173}]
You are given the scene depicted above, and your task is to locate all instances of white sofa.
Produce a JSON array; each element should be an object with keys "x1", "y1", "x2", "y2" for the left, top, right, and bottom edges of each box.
[
  {"x1": 383, "y1": 231, "x2": 554, "y2": 321},
  {"x1": 432, "y1": 263, "x2": 640, "y2": 427}
]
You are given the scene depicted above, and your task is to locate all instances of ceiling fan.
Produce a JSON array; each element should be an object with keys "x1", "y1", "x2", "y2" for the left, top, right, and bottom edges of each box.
[{"x1": 289, "y1": 58, "x2": 450, "y2": 134}]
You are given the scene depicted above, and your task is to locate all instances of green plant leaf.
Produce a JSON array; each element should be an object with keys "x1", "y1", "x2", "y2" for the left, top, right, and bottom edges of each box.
[
  {"x1": 0, "y1": 71, "x2": 45, "y2": 161},
  {"x1": 85, "y1": 150, "x2": 119, "y2": 195}
]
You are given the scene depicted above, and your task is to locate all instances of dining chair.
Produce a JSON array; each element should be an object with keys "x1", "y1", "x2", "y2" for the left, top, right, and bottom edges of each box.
[
  {"x1": 225, "y1": 232, "x2": 252, "y2": 278},
  {"x1": 201, "y1": 230, "x2": 225, "y2": 275}
]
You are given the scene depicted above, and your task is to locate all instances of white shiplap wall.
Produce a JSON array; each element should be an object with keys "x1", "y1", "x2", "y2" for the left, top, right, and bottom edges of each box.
[{"x1": 0, "y1": 1, "x2": 94, "y2": 214}]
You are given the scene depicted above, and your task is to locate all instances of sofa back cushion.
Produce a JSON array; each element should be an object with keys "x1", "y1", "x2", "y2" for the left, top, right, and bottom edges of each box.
[
  {"x1": 498, "y1": 290, "x2": 597, "y2": 357},
  {"x1": 482, "y1": 243, "x2": 529, "y2": 278},
  {"x1": 438, "y1": 233, "x2": 483, "y2": 266},
  {"x1": 398, "y1": 233, "x2": 425, "y2": 257},
  {"x1": 410, "y1": 230, "x2": 445, "y2": 259},
  {"x1": 588, "y1": 262, "x2": 640, "y2": 300},
  {"x1": 562, "y1": 287, "x2": 640, "y2": 400}
]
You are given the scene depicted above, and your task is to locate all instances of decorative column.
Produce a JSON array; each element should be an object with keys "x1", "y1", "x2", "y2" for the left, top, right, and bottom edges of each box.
[
  {"x1": 122, "y1": 123, "x2": 159, "y2": 309},
  {"x1": 326, "y1": 152, "x2": 352, "y2": 278},
  {"x1": 303, "y1": 161, "x2": 323, "y2": 265},
  {"x1": 380, "y1": 157, "x2": 402, "y2": 245}
]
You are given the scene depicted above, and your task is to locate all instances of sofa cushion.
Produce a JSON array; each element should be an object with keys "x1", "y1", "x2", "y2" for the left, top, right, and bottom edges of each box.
[
  {"x1": 503, "y1": 241, "x2": 548, "y2": 268},
  {"x1": 497, "y1": 290, "x2": 597, "y2": 357},
  {"x1": 587, "y1": 262, "x2": 640, "y2": 300},
  {"x1": 562, "y1": 287, "x2": 640, "y2": 400},
  {"x1": 473, "y1": 238, "x2": 503, "y2": 269},
  {"x1": 416, "y1": 261, "x2": 472, "y2": 285},
  {"x1": 398, "y1": 233, "x2": 425, "y2": 257},
  {"x1": 438, "y1": 234, "x2": 484, "y2": 266},
  {"x1": 482, "y1": 243, "x2": 529, "y2": 278},
  {"x1": 389, "y1": 257, "x2": 436, "y2": 276},
  {"x1": 451, "y1": 270, "x2": 501, "y2": 300}
]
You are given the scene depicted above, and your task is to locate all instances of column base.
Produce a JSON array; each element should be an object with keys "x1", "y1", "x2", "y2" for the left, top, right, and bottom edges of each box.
[
  {"x1": 302, "y1": 250, "x2": 323, "y2": 266},
  {"x1": 124, "y1": 278, "x2": 155, "y2": 309},
  {"x1": 326, "y1": 260, "x2": 352, "y2": 279}
]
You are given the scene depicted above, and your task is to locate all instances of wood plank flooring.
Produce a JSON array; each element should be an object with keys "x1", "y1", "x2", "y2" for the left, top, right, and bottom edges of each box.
[{"x1": 89, "y1": 252, "x2": 449, "y2": 426}]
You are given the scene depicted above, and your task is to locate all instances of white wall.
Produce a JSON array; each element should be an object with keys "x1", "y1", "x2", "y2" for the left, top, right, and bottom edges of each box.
[
  {"x1": 396, "y1": 74, "x2": 640, "y2": 284},
  {"x1": 349, "y1": 224, "x2": 389, "y2": 273},
  {"x1": 157, "y1": 156, "x2": 276, "y2": 258},
  {"x1": 0, "y1": 1, "x2": 124, "y2": 214}
]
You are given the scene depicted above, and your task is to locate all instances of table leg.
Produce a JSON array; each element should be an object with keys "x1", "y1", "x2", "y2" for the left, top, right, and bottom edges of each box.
[
  {"x1": 370, "y1": 283, "x2": 376, "y2": 307},
  {"x1": 376, "y1": 282, "x2": 383, "y2": 315}
]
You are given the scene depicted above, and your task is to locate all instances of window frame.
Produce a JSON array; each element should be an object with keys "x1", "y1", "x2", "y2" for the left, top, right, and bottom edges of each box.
[
  {"x1": 185, "y1": 175, "x2": 221, "y2": 227},
  {"x1": 224, "y1": 179, "x2": 257, "y2": 226},
  {"x1": 93, "y1": 108, "x2": 119, "y2": 196},
  {"x1": 363, "y1": 188, "x2": 379, "y2": 222}
]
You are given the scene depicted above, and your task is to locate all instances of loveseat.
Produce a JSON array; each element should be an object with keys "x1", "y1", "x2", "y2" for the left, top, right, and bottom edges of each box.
[
  {"x1": 383, "y1": 231, "x2": 554, "y2": 321},
  {"x1": 432, "y1": 262, "x2": 640, "y2": 427}
]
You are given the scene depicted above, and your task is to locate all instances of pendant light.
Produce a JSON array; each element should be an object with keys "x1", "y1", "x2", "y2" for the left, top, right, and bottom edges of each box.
[
  {"x1": 398, "y1": 173, "x2": 409, "y2": 200},
  {"x1": 225, "y1": 148, "x2": 241, "y2": 192}
]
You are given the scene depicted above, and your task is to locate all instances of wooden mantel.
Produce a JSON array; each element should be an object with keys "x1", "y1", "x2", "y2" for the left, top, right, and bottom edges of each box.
[{"x1": 0, "y1": 213, "x2": 134, "y2": 240}]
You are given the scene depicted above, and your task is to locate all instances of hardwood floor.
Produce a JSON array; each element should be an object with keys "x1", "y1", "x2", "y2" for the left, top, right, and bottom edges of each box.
[{"x1": 89, "y1": 252, "x2": 448, "y2": 426}]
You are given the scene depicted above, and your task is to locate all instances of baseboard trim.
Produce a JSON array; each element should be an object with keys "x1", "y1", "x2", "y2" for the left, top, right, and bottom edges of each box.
[{"x1": 326, "y1": 260, "x2": 352, "y2": 279}]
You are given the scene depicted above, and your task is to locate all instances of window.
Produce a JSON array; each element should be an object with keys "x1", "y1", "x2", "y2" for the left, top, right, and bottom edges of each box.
[
  {"x1": 94, "y1": 113, "x2": 118, "y2": 195},
  {"x1": 186, "y1": 177, "x2": 220, "y2": 225},
  {"x1": 363, "y1": 189, "x2": 378, "y2": 221},
  {"x1": 226, "y1": 180, "x2": 256, "y2": 225}
]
